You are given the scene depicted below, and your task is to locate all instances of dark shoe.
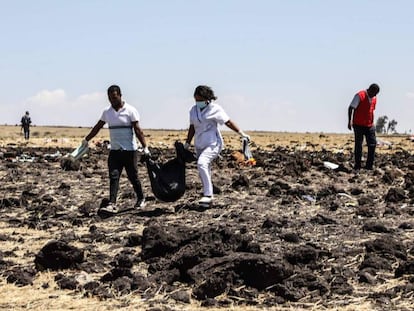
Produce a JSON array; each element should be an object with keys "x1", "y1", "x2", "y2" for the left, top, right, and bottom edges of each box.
[
  {"x1": 135, "y1": 198, "x2": 146, "y2": 208},
  {"x1": 365, "y1": 166, "x2": 373, "y2": 170}
]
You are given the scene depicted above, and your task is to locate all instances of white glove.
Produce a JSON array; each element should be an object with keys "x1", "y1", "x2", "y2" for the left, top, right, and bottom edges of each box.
[
  {"x1": 184, "y1": 142, "x2": 190, "y2": 150},
  {"x1": 238, "y1": 130, "x2": 250, "y2": 142},
  {"x1": 143, "y1": 146, "x2": 151, "y2": 156},
  {"x1": 81, "y1": 139, "x2": 89, "y2": 148}
]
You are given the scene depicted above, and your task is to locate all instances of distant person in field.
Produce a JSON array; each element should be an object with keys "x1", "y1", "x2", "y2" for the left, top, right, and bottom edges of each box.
[
  {"x1": 83, "y1": 85, "x2": 150, "y2": 214},
  {"x1": 184, "y1": 85, "x2": 250, "y2": 206},
  {"x1": 348, "y1": 83, "x2": 380, "y2": 170},
  {"x1": 21, "y1": 111, "x2": 32, "y2": 140}
]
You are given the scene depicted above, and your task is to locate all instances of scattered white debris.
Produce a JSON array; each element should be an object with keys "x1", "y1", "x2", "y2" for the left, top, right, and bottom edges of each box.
[
  {"x1": 377, "y1": 138, "x2": 392, "y2": 147},
  {"x1": 337, "y1": 193, "x2": 354, "y2": 200},
  {"x1": 17, "y1": 154, "x2": 36, "y2": 162},
  {"x1": 302, "y1": 195, "x2": 316, "y2": 202},
  {"x1": 323, "y1": 161, "x2": 339, "y2": 170},
  {"x1": 44, "y1": 151, "x2": 62, "y2": 160}
]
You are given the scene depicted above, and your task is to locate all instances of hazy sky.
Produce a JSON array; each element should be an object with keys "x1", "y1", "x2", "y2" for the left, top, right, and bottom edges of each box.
[{"x1": 1, "y1": 1, "x2": 413, "y2": 133}]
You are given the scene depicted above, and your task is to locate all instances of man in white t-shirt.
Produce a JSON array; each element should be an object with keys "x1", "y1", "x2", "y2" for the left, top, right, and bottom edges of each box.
[
  {"x1": 185, "y1": 85, "x2": 250, "y2": 206},
  {"x1": 83, "y1": 85, "x2": 150, "y2": 214}
]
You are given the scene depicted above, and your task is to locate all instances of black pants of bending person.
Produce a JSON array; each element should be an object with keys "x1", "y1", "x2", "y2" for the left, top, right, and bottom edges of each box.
[
  {"x1": 23, "y1": 128, "x2": 30, "y2": 140},
  {"x1": 108, "y1": 150, "x2": 144, "y2": 203},
  {"x1": 353, "y1": 125, "x2": 377, "y2": 170}
]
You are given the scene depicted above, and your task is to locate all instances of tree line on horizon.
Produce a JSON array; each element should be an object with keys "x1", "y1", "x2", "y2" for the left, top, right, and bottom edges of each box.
[{"x1": 376, "y1": 116, "x2": 398, "y2": 134}]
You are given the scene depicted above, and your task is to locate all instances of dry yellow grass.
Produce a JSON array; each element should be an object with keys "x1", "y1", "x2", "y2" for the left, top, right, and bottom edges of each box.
[
  {"x1": 1, "y1": 125, "x2": 413, "y2": 153},
  {"x1": 0, "y1": 277, "x2": 382, "y2": 311}
]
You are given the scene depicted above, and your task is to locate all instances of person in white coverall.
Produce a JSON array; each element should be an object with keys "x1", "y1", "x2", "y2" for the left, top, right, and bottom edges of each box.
[{"x1": 184, "y1": 85, "x2": 250, "y2": 206}]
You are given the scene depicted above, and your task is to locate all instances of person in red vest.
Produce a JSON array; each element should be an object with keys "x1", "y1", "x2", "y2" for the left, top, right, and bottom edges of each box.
[{"x1": 348, "y1": 83, "x2": 380, "y2": 170}]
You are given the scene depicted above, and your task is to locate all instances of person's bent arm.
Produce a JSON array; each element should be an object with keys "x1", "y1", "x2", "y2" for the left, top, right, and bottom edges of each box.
[
  {"x1": 225, "y1": 120, "x2": 250, "y2": 141},
  {"x1": 85, "y1": 120, "x2": 105, "y2": 142},
  {"x1": 132, "y1": 121, "x2": 147, "y2": 148},
  {"x1": 225, "y1": 120, "x2": 240, "y2": 132},
  {"x1": 348, "y1": 106, "x2": 354, "y2": 130},
  {"x1": 185, "y1": 124, "x2": 195, "y2": 147}
]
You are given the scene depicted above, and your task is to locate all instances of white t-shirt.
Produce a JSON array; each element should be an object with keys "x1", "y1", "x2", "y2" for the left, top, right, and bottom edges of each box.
[
  {"x1": 100, "y1": 102, "x2": 140, "y2": 151},
  {"x1": 189, "y1": 102, "x2": 230, "y2": 151}
]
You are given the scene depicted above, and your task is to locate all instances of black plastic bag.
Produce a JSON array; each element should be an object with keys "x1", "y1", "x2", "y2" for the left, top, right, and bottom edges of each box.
[{"x1": 144, "y1": 141, "x2": 196, "y2": 202}]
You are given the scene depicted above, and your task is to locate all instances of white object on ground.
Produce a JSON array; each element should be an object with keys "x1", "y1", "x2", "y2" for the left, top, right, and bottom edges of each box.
[
  {"x1": 337, "y1": 193, "x2": 354, "y2": 200},
  {"x1": 302, "y1": 195, "x2": 316, "y2": 202},
  {"x1": 377, "y1": 138, "x2": 392, "y2": 146},
  {"x1": 17, "y1": 154, "x2": 36, "y2": 162},
  {"x1": 323, "y1": 161, "x2": 339, "y2": 170}
]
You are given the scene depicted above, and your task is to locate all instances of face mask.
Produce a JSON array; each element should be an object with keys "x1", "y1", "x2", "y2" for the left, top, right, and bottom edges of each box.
[{"x1": 196, "y1": 101, "x2": 207, "y2": 109}]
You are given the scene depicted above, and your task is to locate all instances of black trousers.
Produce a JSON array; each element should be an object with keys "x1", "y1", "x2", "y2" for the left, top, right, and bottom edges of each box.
[
  {"x1": 108, "y1": 150, "x2": 144, "y2": 203},
  {"x1": 23, "y1": 127, "x2": 30, "y2": 140},
  {"x1": 353, "y1": 125, "x2": 377, "y2": 169}
]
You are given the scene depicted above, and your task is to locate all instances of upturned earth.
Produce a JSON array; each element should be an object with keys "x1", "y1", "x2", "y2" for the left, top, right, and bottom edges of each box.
[{"x1": 1, "y1": 135, "x2": 414, "y2": 310}]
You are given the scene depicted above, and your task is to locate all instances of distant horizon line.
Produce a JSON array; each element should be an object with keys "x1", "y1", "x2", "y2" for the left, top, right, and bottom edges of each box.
[
  {"x1": 1, "y1": 123, "x2": 346, "y2": 134},
  {"x1": 1, "y1": 123, "x2": 411, "y2": 136}
]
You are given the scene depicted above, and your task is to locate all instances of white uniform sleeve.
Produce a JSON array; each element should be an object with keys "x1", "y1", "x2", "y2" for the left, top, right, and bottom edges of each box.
[
  {"x1": 215, "y1": 105, "x2": 230, "y2": 125},
  {"x1": 349, "y1": 94, "x2": 360, "y2": 109},
  {"x1": 130, "y1": 106, "x2": 140, "y2": 122},
  {"x1": 100, "y1": 109, "x2": 108, "y2": 123},
  {"x1": 189, "y1": 106, "x2": 195, "y2": 125}
]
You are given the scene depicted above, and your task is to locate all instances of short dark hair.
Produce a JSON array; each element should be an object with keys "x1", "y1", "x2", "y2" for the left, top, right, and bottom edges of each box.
[
  {"x1": 368, "y1": 83, "x2": 380, "y2": 94},
  {"x1": 107, "y1": 85, "x2": 122, "y2": 96},
  {"x1": 194, "y1": 85, "x2": 217, "y2": 102}
]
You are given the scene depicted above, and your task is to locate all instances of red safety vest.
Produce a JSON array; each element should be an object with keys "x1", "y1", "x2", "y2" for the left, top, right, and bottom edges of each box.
[{"x1": 353, "y1": 90, "x2": 376, "y2": 127}]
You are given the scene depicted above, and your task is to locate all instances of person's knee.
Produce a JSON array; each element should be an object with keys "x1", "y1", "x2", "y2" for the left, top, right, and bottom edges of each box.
[
  {"x1": 109, "y1": 169, "x2": 120, "y2": 180},
  {"x1": 197, "y1": 158, "x2": 209, "y2": 169},
  {"x1": 368, "y1": 137, "x2": 377, "y2": 147}
]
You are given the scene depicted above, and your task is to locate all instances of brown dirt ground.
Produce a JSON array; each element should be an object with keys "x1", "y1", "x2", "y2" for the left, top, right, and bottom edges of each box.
[{"x1": 1, "y1": 125, "x2": 414, "y2": 311}]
